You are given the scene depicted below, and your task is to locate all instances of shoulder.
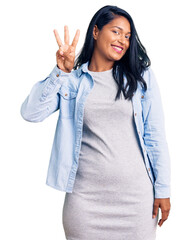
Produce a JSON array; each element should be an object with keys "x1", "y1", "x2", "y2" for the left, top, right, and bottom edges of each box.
[
  {"x1": 142, "y1": 67, "x2": 157, "y2": 88},
  {"x1": 141, "y1": 67, "x2": 161, "y2": 97}
]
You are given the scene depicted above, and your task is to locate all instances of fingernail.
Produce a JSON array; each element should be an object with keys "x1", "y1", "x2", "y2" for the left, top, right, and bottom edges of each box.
[
  {"x1": 152, "y1": 215, "x2": 155, "y2": 218},
  {"x1": 60, "y1": 51, "x2": 63, "y2": 55}
]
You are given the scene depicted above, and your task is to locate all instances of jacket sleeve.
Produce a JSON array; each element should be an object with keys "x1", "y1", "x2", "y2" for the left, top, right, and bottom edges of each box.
[
  {"x1": 143, "y1": 68, "x2": 171, "y2": 198},
  {"x1": 20, "y1": 65, "x2": 72, "y2": 122}
]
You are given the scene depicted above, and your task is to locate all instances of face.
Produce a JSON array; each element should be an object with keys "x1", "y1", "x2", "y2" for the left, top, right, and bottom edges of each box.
[{"x1": 93, "y1": 16, "x2": 131, "y2": 62}]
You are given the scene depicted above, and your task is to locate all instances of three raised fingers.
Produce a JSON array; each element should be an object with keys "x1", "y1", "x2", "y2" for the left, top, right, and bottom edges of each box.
[{"x1": 53, "y1": 26, "x2": 80, "y2": 49}]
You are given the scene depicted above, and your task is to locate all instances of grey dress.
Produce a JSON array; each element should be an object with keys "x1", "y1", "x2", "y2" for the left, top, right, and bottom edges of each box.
[{"x1": 62, "y1": 68, "x2": 158, "y2": 240}]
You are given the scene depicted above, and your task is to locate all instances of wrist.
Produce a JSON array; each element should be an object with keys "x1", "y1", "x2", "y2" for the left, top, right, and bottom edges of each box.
[{"x1": 57, "y1": 65, "x2": 71, "y2": 73}]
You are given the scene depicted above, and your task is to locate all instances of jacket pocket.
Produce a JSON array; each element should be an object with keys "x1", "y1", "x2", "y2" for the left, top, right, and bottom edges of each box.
[{"x1": 59, "y1": 87, "x2": 77, "y2": 119}]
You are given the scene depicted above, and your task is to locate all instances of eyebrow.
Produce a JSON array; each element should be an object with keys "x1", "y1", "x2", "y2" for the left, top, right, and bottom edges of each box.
[{"x1": 111, "y1": 26, "x2": 131, "y2": 34}]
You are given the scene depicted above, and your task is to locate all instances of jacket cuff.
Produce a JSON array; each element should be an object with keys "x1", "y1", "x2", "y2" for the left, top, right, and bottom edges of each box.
[
  {"x1": 39, "y1": 65, "x2": 72, "y2": 102},
  {"x1": 49, "y1": 65, "x2": 72, "y2": 82},
  {"x1": 154, "y1": 185, "x2": 171, "y2": 198}
]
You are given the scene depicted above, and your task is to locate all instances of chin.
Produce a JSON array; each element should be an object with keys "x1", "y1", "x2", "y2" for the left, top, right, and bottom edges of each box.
[
  {"x1": 111, "y1": 56, "x2": 123, "y2": 62},
  {"x1": 109, "y1": 53, "x2": 125, "y2": 61}
]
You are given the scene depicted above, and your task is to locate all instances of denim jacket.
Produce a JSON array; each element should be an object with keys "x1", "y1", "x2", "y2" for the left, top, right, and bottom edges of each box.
[{"x1": 20, "y1": 61, "x2": 171, "y2": 198}]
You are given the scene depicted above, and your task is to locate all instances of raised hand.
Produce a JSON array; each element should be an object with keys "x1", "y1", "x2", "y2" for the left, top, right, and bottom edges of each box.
[{"x1": 53, "y1": 25, "x2": 80, "y2": 73}]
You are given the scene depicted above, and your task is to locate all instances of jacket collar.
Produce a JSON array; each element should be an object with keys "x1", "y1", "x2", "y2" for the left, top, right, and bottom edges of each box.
[
  {"x1": 76, "y1": 61, "x2": 90, "y2": 78},
  {"x1": 76, "y1": 61, "x2": 131, "y2": 92},
  {"x1": 76, "y1": 61, "x2": 130, "y2": 91}
]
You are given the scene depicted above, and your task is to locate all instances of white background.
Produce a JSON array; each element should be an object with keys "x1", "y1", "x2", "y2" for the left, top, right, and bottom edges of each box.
[{"x1": 1, "y1": 0, "x2": 190, "y2": 239}]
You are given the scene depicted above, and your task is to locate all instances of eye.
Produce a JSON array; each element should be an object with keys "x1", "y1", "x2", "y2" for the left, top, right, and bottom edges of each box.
[
  {"x1": 112, "y1": 30, "x2": 119, "y2": 34},
  {"x1": 112, "y1": 30, "x2": 130, "y2": 40}
]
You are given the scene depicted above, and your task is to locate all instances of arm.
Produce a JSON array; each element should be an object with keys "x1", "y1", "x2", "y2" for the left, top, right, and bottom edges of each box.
[
  {"x1": 143, "y1": 68, "x2": 171, "y2": 198},
  {"x1": 20, "y1": 65, "x2": 71, "y2": 122},
  {"x1": 20, "y1": 26, "x2": 80, "y2": 123}
]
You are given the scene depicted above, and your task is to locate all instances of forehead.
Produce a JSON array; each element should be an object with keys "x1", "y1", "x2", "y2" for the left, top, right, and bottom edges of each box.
[{"x1": 106, "y1": 16, "x2": 131, "y2": 31}]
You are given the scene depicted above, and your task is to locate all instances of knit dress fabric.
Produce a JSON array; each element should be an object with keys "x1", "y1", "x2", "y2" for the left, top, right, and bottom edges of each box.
[{"x1": 62, "y1": 68, "x2": 158, "y2": 240}]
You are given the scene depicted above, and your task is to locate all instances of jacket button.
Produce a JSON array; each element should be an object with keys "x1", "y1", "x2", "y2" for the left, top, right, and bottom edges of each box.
[
  {"x1": 134, "y1": 113, "x2": 137, "y2": 116},
  {"x1": 56, "y1": 74, "x2": 59, "y2": 77},
  {"x1": 65, "y1": 93, "x2": 68, "y2": 96},
  {"x1": 141, "y1": 95, "x2": 144, "y2": 99},
  {"x1": 148, "y1": 168, "x2": 150, "y2": 171}
]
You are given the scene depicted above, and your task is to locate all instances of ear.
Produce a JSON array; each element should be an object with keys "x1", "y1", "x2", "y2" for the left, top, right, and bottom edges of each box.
[{"x1": 93, "y1": 25, "x2": 99, "y2": 40}]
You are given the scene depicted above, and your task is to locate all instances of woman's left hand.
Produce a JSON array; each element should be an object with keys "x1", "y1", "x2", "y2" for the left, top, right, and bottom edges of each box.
[{"x1": 152, "y1": 198, "x2": 171, "y2": 227}]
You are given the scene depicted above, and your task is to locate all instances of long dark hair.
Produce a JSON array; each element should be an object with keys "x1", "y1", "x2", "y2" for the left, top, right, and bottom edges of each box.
[{"x1": 74, "y1": 5, "x2": 151, "y2": 100}]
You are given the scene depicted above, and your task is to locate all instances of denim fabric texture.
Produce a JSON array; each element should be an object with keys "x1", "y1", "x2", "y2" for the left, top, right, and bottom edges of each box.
[{"x1": 20, "y1": 61, "x2": 171, "y2": 198}]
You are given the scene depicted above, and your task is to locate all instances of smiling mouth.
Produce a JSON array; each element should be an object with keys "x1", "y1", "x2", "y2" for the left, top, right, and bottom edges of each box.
[{"x1": 111, "y1": 45, "x2": 123, "y2": 53}]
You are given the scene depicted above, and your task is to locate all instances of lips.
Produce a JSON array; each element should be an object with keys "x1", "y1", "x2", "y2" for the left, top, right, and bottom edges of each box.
[
  {"x1": 111, "y1": 44, "x2": 124, "y2": 50},
  {"x1": 111, "y1": 44, "x2": 123, "y2": 53}
]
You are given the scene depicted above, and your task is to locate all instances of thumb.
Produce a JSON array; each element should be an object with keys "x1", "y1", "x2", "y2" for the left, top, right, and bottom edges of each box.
[{"x1": 153, "y1": 200, "x2": 159, "y2": 218}]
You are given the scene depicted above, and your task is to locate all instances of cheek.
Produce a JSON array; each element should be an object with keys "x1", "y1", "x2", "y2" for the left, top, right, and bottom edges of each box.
[
  {"x1": 97, "y1": 37, "x2": 111, "y2": 52},
  {"x1": 101, "y1": 32, "x2": 115, "y2": 44},
  {"x1": 124, "y1": 42, "x2": 130, "y2": 51}
]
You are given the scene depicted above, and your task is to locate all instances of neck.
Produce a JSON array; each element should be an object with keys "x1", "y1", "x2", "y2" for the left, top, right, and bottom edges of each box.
[{"x1": 88, "y1": 51, "x2": 114, "y2": 72}]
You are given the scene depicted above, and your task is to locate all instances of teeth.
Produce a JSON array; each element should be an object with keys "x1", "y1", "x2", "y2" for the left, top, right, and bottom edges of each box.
[{"x1": 112, "y1": 46, "x2": 122, "y2": 51}]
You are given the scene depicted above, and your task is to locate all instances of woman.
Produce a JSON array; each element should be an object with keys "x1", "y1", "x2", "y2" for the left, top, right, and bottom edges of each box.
[{"x1": 20, "y1": 5, "x2": 171, "y2": 240}]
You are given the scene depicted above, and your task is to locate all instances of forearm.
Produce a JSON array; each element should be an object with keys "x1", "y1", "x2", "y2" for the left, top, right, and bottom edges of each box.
[{"x1": 20, "y1": 65, "x2": 71, "y2": 122}]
